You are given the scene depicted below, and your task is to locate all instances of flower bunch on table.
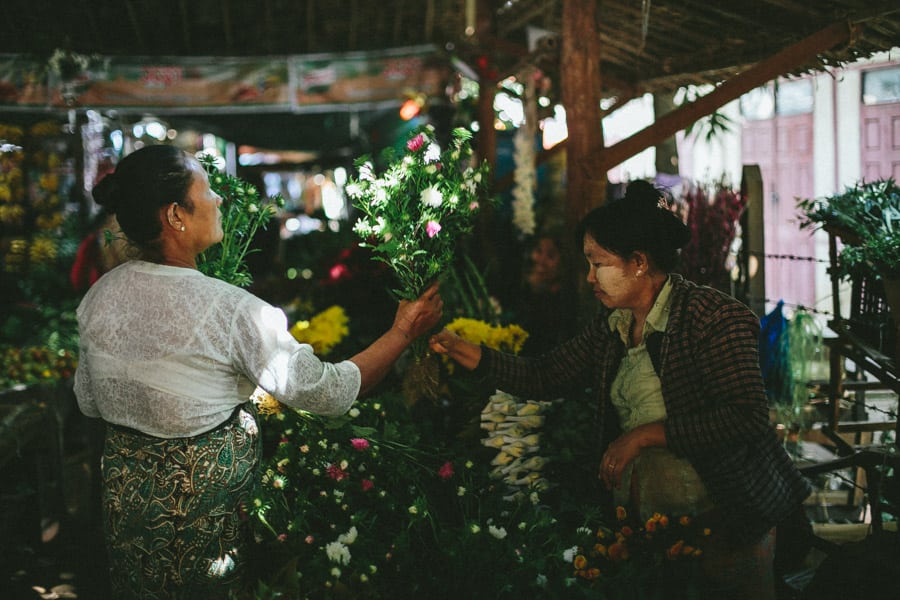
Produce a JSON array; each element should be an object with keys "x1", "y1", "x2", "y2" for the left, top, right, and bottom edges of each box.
[
  {"x1": 0, "y1": 346, "x2": 78, "y2": 389},
  {"x1": 347, "y1": 125, "x2": 492, "y2": 301},
  {"x1": 563, "y1": 505, "x2": 710, "y2": 594},
  {"x1": 247, "y1": 387, "x2": 483, "y2": 596}
]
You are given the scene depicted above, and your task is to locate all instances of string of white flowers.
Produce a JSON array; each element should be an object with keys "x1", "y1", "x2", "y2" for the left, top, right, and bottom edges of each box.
[
  {"x1": 480, "y1": 390, "x2": 550, "y2": 501},
  {"x1": 511, "y1": 67, "x2": 538, "y2": 237}
]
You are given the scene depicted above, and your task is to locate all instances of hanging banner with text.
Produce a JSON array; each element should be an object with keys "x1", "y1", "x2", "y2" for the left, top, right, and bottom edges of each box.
[
  {"x1": 0, "y1": 55, "x2": 49, "y2": 107},
  {"x1": 291, "y1": 45, "x2": 441, "y2": 111},
  {"x1": 0, "y1": 45, "x2": 441, "y2": 113},
  {"x1": 52, "y1": 56, "x2": 291, "y2": 111}
]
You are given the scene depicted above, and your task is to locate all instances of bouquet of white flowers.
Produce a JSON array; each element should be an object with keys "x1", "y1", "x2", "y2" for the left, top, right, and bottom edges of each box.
[{"x1": 347, "y1": 125, "x2": 491, "y2": 301}]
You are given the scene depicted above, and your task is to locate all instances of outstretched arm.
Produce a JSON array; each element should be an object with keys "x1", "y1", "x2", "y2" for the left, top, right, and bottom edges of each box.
[{"x1": 351, "y1": 283, "x2": 443, "y2": 394}]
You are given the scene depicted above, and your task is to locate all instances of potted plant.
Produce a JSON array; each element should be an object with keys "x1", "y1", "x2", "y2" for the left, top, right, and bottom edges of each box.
[
  {"x1": 798, "y1": 178, "x2": 900, "y2": 357},
  {"x1": 798, "y1": 178, "x2": 899, "y2": 277}
]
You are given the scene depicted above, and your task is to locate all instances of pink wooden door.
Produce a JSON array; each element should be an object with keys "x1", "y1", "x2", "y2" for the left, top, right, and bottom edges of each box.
[
  {"x1": 860, "y1": 101, "x2": 900, "y2": 181},
  {"x1": 742, "y1": 112, "x2": 817, "y2": 310}
]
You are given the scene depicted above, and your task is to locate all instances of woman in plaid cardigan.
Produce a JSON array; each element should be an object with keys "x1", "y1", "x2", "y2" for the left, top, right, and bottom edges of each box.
[{"x1": 430, "y1": 181, "x2": 811, "y2": 599}]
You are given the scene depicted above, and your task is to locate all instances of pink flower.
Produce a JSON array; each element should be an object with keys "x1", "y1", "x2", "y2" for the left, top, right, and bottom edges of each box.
[
  {"x1": 277, "y1": 533, "x2": 288, "y2": 542},
  {"x1": 438, "y1": 461, "x2": 454, "y2": 480},
  {"x1": 351, "y1": 437, "x2": 370, "y2": 452},
  {"x1": 305, "y1": 535, "x2": 315, "y2": 544},
  {"x1": 326, "y1": 464, "x2": 349, "y2": 481},
  {"x1": 468, "y1": 201, "x2": 479, "y2": 211},
  {"x1": 361, "y1": 478, "x2": 375, "y2": 491},
  {"x1": 406, "y1": 133, "x2": 425, "y2": 152},
  {"x1": 426, "y1": 220, "x2": 442, "y2": 238},
  {"x1": 329, "y1": 263, "x2": 349, "y2": 281}
]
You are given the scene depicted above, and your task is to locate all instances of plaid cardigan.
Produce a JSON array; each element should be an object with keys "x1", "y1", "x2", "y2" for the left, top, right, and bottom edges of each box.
[{"x1": 478, "y1": 274, "x2": 812, "y2": 543}]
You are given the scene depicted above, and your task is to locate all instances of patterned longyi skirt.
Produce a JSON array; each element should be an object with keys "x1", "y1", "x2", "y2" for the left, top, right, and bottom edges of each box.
[{"x1": 101, "y1": 405, "x2": 260, "y2": 599}]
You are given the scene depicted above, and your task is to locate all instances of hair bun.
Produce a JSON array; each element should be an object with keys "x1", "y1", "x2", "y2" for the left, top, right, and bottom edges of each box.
[
  {"x1": 623, "y1": 179, "x2": 664, "y2": 210},
  {"x1": 91, "y1": 171, "x2": 121, "y2": 213}
]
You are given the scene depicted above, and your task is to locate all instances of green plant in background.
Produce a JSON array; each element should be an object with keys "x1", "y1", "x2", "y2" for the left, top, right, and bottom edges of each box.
[
  {"x1": 797, "y1": 178, "x2": 900, "y2": 280},
  {"x1": 197, "y1": 154, "x2": 284, "y2": 288}
]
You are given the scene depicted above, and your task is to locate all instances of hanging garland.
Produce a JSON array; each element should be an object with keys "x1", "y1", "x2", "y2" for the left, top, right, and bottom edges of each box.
[{"x1": 511, "y1": 67, "x2": 537, "y2": 237}]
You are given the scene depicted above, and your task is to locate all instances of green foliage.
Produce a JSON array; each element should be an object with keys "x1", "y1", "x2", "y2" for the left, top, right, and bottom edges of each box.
[
  {"x1": 442, "y1": 255, "x2": 500, "y2": 325},
  {"x1": 245, "y1": 389, "x2": 581, "y2": 599},
  {"x1": 797, "y1": 178, "x2": 900, "y2": 279},
  {"x1": 197, "y1": 155, "x2": 284, "y2": 288}
]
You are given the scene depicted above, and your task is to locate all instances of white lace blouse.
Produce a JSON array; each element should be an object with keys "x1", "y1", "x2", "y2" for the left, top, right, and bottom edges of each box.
[{"x1": 74, "y1": 260, "x2": 360, "y2": 438}]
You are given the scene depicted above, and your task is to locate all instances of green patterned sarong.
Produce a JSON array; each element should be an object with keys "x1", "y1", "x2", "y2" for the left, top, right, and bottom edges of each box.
[{"x1": 101, "y1": 405, "x2": 260, "y2": 599}]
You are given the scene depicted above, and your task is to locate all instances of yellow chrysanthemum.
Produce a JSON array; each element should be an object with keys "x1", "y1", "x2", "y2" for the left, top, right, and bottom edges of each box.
[
  {"x1": 290, "y1": 305, "x2": 349, "y2": 356},
  {"x1": 35, "y1": 212, "x2": 64, "y2": 230},
  {"x1": 29, "y1": 237, "x2": 58, "y2": 263},
  {"x1": 444, "y1": 318, "x2": 529, "y2": 356},
  {"x1": 39, "y1": 173, "x2": 59, "y2": 192}
]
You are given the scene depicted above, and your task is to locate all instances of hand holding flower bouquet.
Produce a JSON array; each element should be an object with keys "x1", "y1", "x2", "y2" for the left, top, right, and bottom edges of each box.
[{"x1": 347, "y1": 125, "x2": 492, "y2": 301}]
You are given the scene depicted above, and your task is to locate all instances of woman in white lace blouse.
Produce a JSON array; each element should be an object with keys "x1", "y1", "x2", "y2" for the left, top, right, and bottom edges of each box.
[{"x1": 74, "y1": 144, "x2": 442, "y2": 599}]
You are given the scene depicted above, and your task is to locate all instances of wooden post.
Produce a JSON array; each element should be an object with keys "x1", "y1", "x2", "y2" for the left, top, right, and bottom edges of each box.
[
  {"x1": 475, "y1": 0, "x2": 496, "y2": 174},
  {"x1": 474, "y1": 0, "x2": 498, "y2": 268},
  {"x1": 561, "y1": 0, "x2": 605, "y2": 228}
]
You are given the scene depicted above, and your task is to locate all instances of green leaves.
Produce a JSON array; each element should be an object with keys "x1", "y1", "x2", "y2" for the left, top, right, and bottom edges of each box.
[
  {"x1": 797, "y1": 178, "x2": 900, "y2": 279},
  {"x1": 196, "y1": 154, "x2": 284, "y2": 288}
]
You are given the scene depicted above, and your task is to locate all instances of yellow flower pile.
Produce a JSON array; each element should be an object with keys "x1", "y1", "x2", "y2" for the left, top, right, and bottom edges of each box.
[
  {"x1": 0, "y1": 120, "x2": 67, "y2": 272},
  {"x1": 0, "y1": 125, "x2": 26, "y2": 237},
  {"x1": 289, "y1": 305, "x2": 349, "y2": 356},
  {"x1": 444, "y1": 317, "x2": 528, "y2": 356}
]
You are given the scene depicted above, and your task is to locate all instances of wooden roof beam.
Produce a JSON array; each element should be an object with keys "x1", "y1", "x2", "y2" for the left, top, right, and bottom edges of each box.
[{"x1": 598, "y1": 20, "x2": 857, "y2": 172}]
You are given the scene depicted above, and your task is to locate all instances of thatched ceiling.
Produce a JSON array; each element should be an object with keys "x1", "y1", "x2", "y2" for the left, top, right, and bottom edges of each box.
[
  {"x1": 2, "y1": 1, "x2": 898, "y2": 156},
  {"x1": 3, "y1": 0, "x2": 899, "y2": 97}
]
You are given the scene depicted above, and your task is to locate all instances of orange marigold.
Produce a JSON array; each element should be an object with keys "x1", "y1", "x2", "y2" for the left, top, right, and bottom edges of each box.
[
  {"x1": 666, "y1": 540, "x2": 685, "y2": 560},
  {"x1": 608, "y1": 542, "x2": 630, "y2": 561},
  {"x1": 679, "y1": 515, "x2": 691, "y2": 526},
  {"x1": 616, "y1": 506, "x2": 628, "y2": 521},
  {"x1": 573, "y1": 554, "x2": 588, "y2": 570}
]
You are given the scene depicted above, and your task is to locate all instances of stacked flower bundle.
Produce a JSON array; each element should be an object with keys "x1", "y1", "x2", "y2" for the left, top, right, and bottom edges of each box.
[{"x1": 480, "y1": 390, "x2": 551, "y2": 500}]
